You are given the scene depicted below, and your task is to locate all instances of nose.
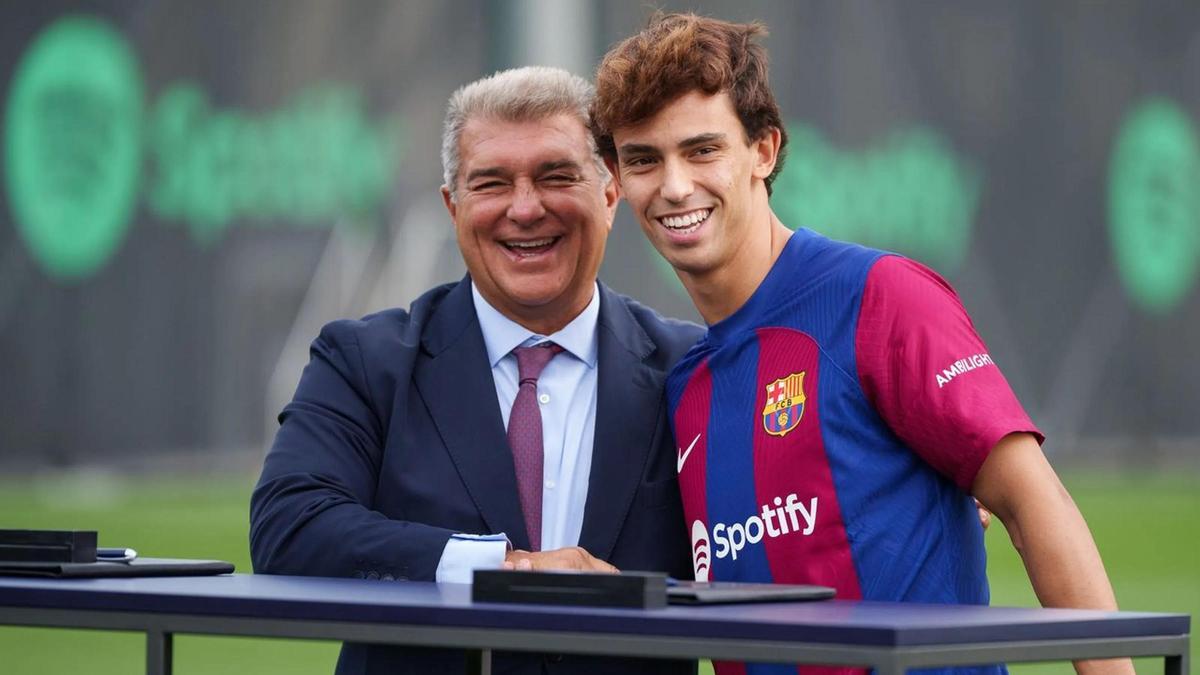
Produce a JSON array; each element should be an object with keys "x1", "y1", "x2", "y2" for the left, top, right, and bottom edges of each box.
[
  {"x1": 660, "y1": 158, "x2": 694, "y2": 204},
  {"x1": 506, "y1": 180, "x2": 546, "y2": 225}
]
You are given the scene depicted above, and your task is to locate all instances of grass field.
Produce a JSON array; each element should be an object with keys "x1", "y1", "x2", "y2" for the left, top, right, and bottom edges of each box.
[{"x1": 0, "y1": 469, "x2": 1195, "y2": 674}]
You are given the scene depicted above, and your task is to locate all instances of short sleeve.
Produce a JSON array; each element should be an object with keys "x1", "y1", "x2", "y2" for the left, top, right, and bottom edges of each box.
[{"x1": 855, "y1": 255, "x2": 1043, "y2": 491}]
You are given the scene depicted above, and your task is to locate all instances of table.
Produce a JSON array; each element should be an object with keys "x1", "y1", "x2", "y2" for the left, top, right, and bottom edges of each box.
[{"x1": 0, "y1": 574, "x2": 1189, "y2": 674}]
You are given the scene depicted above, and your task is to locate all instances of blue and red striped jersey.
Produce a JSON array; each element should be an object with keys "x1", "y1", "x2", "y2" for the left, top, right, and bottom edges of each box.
[{"x1": 668, "y1": 229, "x2": 1041, "y2": 675}]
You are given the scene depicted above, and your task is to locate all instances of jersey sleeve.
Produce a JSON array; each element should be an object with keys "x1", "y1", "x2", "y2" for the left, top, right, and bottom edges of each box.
[{"x1": 854, "y1": 255, "x2": 1043, "y2": 491}]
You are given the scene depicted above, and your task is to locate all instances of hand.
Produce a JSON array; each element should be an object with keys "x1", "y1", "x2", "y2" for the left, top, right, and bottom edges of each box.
[
  {"x1": 1073, "y1": 658, "x2": 1136, "y2": 675},
  {"x1": 975, "y1": 498, "x2": 992, "y2": 530},
  {"x1": 503, "y1": 547, "x2": 619, "y2": 573}
]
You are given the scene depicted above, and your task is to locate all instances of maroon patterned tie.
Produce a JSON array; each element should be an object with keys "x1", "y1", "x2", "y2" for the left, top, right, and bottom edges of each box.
[{"x1": 507, "y1": 342, "x2": 563, "y2": 551}]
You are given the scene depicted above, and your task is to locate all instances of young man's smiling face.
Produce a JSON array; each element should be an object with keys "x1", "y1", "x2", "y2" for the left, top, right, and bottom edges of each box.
[
  {"x1": 443, "y1": 113, "x2": 617, "y2": 334},
  {"x1": 609, "y1": 90, "x2": 778, "y2": 282}
]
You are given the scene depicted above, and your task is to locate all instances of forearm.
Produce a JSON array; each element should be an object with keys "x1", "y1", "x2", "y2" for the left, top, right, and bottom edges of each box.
[
  {"x1": 250, "y1": 472, "x2": 453, "y2": 581},
  {"x1": 999, "y1": 479, "x2": 1116, "y2": 612},
  {"x1": 998, "y1": 491, "x2": 1131, "y2": 675},
  {"x1": 974, "y1": 434, "x2": 1132, "y2": 675}
]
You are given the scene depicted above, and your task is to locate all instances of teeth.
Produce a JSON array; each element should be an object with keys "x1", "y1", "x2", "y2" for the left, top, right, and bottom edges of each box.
[
  {"x1": 660, "y1": 209, "x2": 710, "y2": 230},
  {"x1": 507, "y1": 238, "x2": 555, "y2": 249}
]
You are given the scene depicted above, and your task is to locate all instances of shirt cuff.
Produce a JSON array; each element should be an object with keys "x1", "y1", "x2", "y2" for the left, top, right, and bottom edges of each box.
[{"x1": 434, "y1": 533, "x2": 511, "y2": 584}]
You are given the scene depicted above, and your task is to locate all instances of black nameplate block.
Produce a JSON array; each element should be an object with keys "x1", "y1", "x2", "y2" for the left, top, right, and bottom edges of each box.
[
  {"x1": 0, "y1": 529, "x2": 98, "y2": 563},
  {"x1": 472, "y1": 570, "x2": 667, "y2": 609}
]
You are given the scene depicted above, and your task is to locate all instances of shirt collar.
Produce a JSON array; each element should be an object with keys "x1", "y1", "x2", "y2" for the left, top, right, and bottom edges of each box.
[{"x1": 471, "y1": 281, "x2": 600, "y2": 369}]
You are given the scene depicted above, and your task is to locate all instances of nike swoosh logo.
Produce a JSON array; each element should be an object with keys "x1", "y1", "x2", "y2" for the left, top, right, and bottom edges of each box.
[{"x1": 677, "y1": 433, "x2": 701, "y2": 474}]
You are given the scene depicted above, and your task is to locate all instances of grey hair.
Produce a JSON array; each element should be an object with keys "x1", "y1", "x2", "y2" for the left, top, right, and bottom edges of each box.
[{"x1": 441, "y1": 66, "x2": 610, "y2": 200}]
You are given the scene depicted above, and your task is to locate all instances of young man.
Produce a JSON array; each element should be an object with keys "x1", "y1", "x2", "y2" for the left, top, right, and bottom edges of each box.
[{"x1": 591, "y1": 13, "x2": 1131, "y2": 675}]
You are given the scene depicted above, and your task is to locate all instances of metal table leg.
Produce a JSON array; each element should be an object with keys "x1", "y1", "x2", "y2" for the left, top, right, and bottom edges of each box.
[
  {"x1": 1165, "y1": 649, "x2": 1188, "y2": 675},
  {"x1": 465, "y1": 647, "x2": 492, "y2": 675},
  {"x1": 147, "y1": 629, "x2": 173, "y2": 675}
]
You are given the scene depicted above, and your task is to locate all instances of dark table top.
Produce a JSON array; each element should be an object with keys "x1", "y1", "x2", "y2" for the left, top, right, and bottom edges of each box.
[{"x1": 0, "y1": 574, "x2": 1188, "y2": 648}]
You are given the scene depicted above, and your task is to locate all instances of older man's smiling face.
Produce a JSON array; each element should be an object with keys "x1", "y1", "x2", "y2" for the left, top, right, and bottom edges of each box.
[{"x1": 443, "y1": 113, "x2": 617, "y2": 333}]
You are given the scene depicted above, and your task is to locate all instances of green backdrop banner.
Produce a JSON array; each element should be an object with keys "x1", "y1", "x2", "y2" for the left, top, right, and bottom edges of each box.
[{"x1": 1, "y1": 1, "x2": 1197, "y2": 465}]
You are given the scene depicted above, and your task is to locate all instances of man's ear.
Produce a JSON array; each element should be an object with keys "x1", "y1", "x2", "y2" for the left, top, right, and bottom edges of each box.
[
  {"x1": 751, "y1": 126, "x2": 782, "y2": 181},
  {"x1": 440, "y1": 185, "x2": 456, "y2": 221},
  {"x1": 602, "y1": 181, "x2": 619, "y2": 229},
  {"x1": 602, "y1": 157, "x2": 622, "y2": 227},
  {"x1": 603, "y1": 155, "x2": 622, "y2": 188}
]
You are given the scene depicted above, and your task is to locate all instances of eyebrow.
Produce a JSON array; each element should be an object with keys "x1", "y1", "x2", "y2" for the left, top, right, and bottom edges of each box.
[
  {"x1": 536, "y1": 160, "x2": 583, "y2": 174},
  {"x1": 617, "y1": 142, "x2": 658, "y2": 157},
  {"x1": 465, "y1": 160, "x2": 583, "y2": 184},
  {"x1": 465, "y1": 167, "x2": 509, "y2": 183},
  {"x1": 679, "y1": 132, "x2": 727, "y2": 149},
  {"x1": 618, "y1": 132, "x2": 728, "y2": 157}
]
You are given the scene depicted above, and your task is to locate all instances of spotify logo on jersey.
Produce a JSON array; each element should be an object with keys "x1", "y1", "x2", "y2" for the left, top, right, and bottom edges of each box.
[{"x1": 4, "y1": 15, "x2": 143, "y2": 280}]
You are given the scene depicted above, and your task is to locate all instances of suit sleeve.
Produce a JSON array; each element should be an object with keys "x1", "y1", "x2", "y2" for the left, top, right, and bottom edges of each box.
[
  {"x1": 855, "y1": 256, "x2": 1043, "y2": 491},
  {"x1": 249, "y1": 320, "x2": 453, "y2": 582}
]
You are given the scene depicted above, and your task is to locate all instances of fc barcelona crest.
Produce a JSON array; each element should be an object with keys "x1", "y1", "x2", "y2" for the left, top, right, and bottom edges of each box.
[{"x1": 762, "y1": 372, "x2": 806, "y2": 437}]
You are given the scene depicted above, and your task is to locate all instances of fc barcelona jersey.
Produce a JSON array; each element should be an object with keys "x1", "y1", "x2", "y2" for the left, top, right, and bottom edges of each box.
[{"x1": 667, "y1": 229, "x2": 1041, "y2": 675}]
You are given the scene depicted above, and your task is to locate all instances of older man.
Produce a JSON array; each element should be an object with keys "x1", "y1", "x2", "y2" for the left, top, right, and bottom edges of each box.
[{"x1": 250, "y1": 67, "x2": 699, "y2": 675}]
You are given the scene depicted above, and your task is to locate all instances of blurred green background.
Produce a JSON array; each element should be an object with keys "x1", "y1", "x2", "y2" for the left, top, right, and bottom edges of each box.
[
  {"x1": 0, "y1": 470, "x2": 1194, "y2": 674},
  {"x1": 3, "y1": 3, "x2": 1198, "y2": 674}
]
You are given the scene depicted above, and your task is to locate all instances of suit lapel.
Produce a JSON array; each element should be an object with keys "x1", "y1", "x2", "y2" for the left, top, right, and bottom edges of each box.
[
  {"x1": 413, "y1": 278, "x2": 531, "y2": 549},
  {"x1": 578, "y1": 284, "x2": 664, "y2": 561}
]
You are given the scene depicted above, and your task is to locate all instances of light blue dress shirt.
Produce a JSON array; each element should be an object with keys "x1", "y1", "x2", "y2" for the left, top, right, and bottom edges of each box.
[{"x1": 434, "y1": 282, "x2": 600, "y2": 583}]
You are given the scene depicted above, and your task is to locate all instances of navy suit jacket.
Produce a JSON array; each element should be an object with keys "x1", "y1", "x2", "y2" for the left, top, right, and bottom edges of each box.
[{"x1": 250, "y1": 277, "x2": 702, "y2": 675}]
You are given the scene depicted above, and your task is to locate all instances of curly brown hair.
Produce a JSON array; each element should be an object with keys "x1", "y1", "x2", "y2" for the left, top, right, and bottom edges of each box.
[{"x1": 591, "y1": 12, "x2": 788, "y2": 194}]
